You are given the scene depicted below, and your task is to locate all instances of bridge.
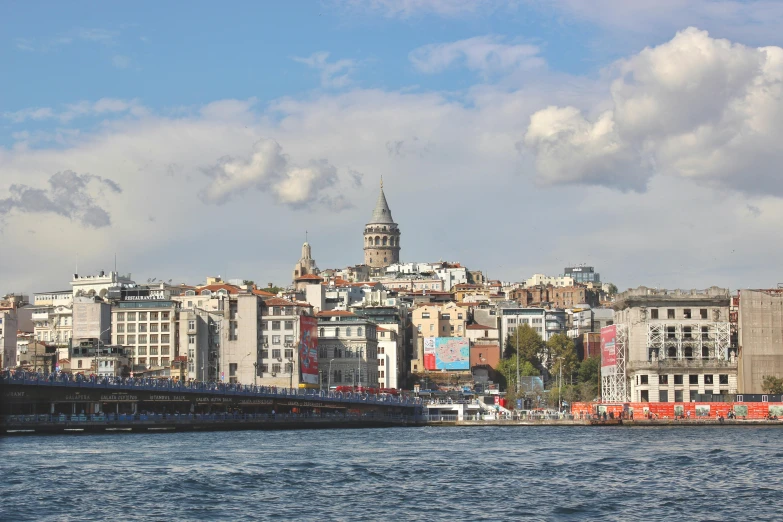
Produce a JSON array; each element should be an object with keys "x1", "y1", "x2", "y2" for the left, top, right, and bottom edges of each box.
[{"x1": 1, "y1": 371, "x2": 423, "y2": 435}]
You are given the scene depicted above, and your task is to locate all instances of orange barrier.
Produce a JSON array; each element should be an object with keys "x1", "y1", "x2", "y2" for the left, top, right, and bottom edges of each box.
[{"x1": 571, "y1": 401, "x2": 783, "y2": 420}]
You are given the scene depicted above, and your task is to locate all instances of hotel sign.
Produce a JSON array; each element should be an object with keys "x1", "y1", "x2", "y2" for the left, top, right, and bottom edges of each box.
[{"x1": 122, "y1": 289, "x2": 168, "y2": 301}]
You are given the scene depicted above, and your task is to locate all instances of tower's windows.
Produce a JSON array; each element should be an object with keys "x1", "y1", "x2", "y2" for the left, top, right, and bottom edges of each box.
[
  {"x1": 384, "y1": 257, "x2": 387, "y2": 263},
  {"x1": 382, "y1": 236, "x2": 388, "y2": 246},
  {"x1": 375, "y1": 236, "x2": 380, "y2": 246}
]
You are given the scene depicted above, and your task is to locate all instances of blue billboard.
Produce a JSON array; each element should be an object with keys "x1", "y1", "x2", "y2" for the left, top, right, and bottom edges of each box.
[{"x1": 434, "y1": 337, "x2": 470, "y2": 370}]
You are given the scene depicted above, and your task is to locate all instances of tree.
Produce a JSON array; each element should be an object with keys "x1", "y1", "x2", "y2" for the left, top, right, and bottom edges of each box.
[
  {"x1": 546, "y1": 333, "x2": 578, "y2": 383},
  {"x1": 606, "y1": 283, "x2": 618, "y2": 296},
  {"x1": 762, "y1": 375, "x2": 783, "y2": 394},
  {"x1": 504, "y1": 324, "x2": 545, "y2": 366},
  {"x1": 577, "y1": 355, "x2": 601, "y2": 401}
]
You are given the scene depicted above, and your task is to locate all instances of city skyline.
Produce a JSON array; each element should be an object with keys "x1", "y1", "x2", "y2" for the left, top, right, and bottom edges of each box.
[{"x1": 2, "y1": 1, "x2": 783, "y2": 295}]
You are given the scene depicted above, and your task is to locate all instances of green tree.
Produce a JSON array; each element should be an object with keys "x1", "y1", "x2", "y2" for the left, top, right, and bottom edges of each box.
[
  {"x1": 546, "y1": 333, "x2": 578, "y2": 382},
  {"x1": 504, "y1": 324, "x2": 545, "y2": 366},
  {"x1": 578, "y1": 355, "x2": 600, "y2": 384},
  {"x1": 762, "y1": 375, "x2": 783, "y2": 394},
  {"x1": 606, "y1": 283, "x2": 618, "y2": 296}
]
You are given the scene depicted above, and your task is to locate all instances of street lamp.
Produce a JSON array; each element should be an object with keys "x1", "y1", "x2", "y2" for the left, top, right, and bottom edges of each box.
[
  {"x1": 287, "y1": 358, "x2": 294, "y2": 391},
  {"x1": 253, "y1": 362, "x2": 258, "y2": 387},
  {"x1": 328, "y1": 358, "x2": 335, "y2": 391}
]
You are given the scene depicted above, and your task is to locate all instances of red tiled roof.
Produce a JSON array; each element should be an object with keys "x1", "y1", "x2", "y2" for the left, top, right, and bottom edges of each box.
[
  {"x1": 296, "y1": 274, "x2": 324, "y2": 281},
  {"x1": 262, "y1": 297, "x2": 312, "y2": 308},
  {"x1": 174, "y1": 355, "x2": 187, "y2": 362},
  {"x1": 316, "y1": 310, "x2": 356, "y2": 317},
  {"x1": 376, "y1": 326, "x2": 389, "y2": 332},
  {"x1": 196, "y1": 283, "x2": 240, "y2": 294}
]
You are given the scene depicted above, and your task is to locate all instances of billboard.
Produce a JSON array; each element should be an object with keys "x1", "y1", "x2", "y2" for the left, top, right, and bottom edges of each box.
[
  {"x1": 423, "y1": 337, "x2": 436, "y2": 370},
  {"x1": 298, "y1": 316, "x2": 319, "y2": 386},
  {"x1": 434, "y1": 337, "x2": 469, "y2": 370},
  {"x1": 601, "y1": 325, "x2": 617, "y2": 375}
]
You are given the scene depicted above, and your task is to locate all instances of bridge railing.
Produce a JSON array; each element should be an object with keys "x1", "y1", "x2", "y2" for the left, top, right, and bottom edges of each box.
[
  {"x1": 1, "y1": 370, "x2": 422, "y2": 407},
  {"x1": 2, "y1": 412, "x2": 415, "y2": 426}
]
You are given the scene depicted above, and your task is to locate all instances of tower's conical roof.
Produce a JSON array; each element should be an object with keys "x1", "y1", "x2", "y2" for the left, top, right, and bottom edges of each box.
[{"x1": 369, "y1": 179, "x2": 395, "y2": 224}]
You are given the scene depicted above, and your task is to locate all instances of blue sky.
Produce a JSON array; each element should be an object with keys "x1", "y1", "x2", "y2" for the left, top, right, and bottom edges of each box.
[{"x1": 2, "y1": 0, "x2": 783, "y2": 295}]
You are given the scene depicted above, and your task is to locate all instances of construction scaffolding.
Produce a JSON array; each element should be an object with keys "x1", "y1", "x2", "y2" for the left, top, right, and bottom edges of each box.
[
  {"x1": 601, "y1": 324, "x2": 628, "y2": 402},
  {"x1": 646, "y1": 322, "x2": 731, "y2": 361}
]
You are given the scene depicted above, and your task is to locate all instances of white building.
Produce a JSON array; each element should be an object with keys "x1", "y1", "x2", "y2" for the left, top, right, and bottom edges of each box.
[
  {"x1": 524, "y1": 274, "x2": 574, "y2": 288},
  {"x1": 71, "y1": 270, "x2": 134, "y2": 299},
  {"x1": 317, "y1": 311, "x2": 379, "y2": 389},
  {"x1": 31, "y1": 290, "x2": 74, "y2": 348},
  {"x1": 1, "y1": 301, "x2": 18, "y2": 369},
  {"x1": 377, "y1": 327, "x2": 400, "y2": 389},
  {"x1": 498, "y1": 305, "x2": 567, "y2": 356}
]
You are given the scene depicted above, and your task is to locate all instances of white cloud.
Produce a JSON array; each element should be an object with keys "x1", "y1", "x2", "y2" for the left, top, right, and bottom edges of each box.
[
  {"x1": 410, "y1": 35, "x2": 543, "y2": 75},
  {"x1": 4, "y1": 98, "x2": 146, "y2": 124},
  {"x1": 337, "y1": 0, "x2": 517, "y2": 18},
  {"x1": 524, "y1": 27, "x2": 783, "y2": 196},
  {"x1": 293, "y1": 52, "x2": 356, "y2": 88},
  {"x1": 112, "y1": 55, "x2": 131, "y2": 69}
]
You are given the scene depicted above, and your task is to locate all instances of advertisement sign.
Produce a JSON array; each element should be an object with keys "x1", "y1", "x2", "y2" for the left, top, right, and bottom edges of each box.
[
  {"x1": 434, "y1": 337, "x2": 470, "y2": 370},
  {"x1": 72, "y1": 302, "x2": 102, "y2": 339},
  {"x1": 423, "y1": 337, "x2": 436, "y2": 370},
  {"x1": 299, "y1": 316, "x2": 319, "y2": 386},
  {"x1": 121, "y1": 288, "x2": 168, "y2": 301},
  {"x1": 601, "y1": 325, "x2": 617, "y2": 375}
]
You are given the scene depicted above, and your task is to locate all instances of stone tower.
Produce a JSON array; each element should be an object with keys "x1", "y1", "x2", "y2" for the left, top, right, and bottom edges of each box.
[{"x1": 364, "y1": 178, "x2": 400, "y2": 269}]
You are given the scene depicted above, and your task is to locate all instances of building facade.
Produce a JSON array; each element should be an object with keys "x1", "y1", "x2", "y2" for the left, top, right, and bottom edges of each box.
[
  {"x1": 409, "y1": 302, "x2": 468, "y2": 374},
  {"x1": 737, "y1": 289, "x2": 783, "y2": 394},
  {"x1": 613, "y1": 286, "x2": 736, "y2": 403},
  {"x1": 364, "y1": 180, "x2": 401, "y2": 269},
  {"x1": 317, "y1": 311, "x2": 379, "y2": 389}
]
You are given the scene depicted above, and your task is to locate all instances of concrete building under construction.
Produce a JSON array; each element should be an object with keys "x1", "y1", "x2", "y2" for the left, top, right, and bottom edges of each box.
[{"x1": 737, "y1": 288, "x2": 783, "y2": 394}]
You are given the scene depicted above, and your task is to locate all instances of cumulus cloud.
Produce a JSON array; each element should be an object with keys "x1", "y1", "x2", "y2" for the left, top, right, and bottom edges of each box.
[
  {"x1": 293, "y1": 52, "x2": 355, "y2": 88},
  {"x1": 0, "y1": 170, "x2": 122, "y2": 228},
  {"x1": 200, "y1": 140, "x2": 342, "y2": 209},
  {"x1": 410, "y1": 36, "x2": 543, "y2": 75},
  {"x1": 523, "y1": 27, "x2": 783, "y2": 195}
]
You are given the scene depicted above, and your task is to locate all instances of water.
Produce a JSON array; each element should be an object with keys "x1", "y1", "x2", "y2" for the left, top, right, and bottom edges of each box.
[{"x1": 2, "y1": 426, "x2": 782, "y2": 521}]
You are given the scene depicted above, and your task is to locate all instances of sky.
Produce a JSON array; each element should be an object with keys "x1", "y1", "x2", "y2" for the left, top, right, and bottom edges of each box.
[{"x1": 2, "y1": 0, "x2": 783, "y2": 295}]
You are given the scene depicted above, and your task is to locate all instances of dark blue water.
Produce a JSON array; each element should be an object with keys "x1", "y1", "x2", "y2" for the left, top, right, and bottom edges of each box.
[{"x1": 2, "y1": 426, "x2": 782, "y2": 521}]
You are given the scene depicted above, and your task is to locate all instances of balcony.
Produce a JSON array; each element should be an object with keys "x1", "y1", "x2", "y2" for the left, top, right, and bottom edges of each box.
[{"x1": 629, "y1": 358, "x2": 738, "y2": 371}]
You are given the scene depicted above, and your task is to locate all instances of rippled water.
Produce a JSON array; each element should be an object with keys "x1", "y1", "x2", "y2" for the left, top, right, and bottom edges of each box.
[{"x1": 2, "y1": 426, "x2": 783, "y2": 521}]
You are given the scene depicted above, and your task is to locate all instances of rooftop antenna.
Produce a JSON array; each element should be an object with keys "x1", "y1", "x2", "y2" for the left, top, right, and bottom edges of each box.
[{"x1": 380, "y1": 175, "x2": 383, "y2": 189}]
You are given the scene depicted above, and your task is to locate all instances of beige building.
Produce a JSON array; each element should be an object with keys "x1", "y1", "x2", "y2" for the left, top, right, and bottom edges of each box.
[
  {"x1": 410, "y1": 301, "x2": 468, "y2": 374},
  {"x1": 31, "y1": 290, "x2": 73, "y2": 348},
  {"x1": 737, "y1": 289, "x2": 783, "y2": 394},
  {"x1": 112, "y1": 298, "x2": 177, "y2": 372},
  {"x1": 614, "y1": 286, "x2": 736, "y2": 403},
  {"x1": 256, "y1": 297, "x2": 317, "y2": 388}
]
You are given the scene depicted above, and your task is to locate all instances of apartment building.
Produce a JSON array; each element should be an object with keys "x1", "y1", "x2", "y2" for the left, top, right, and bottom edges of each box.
[
  {"x1": 317, "y1": 310, "x2": 379, "y2": 389},
  {"x1": 410, "y1": 301, "x2": 468, "y2": 374}
]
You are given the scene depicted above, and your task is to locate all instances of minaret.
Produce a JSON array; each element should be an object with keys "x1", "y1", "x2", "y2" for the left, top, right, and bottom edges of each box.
[{"x1": 364, "y1": 177, "x2": 401, "y2": 268}]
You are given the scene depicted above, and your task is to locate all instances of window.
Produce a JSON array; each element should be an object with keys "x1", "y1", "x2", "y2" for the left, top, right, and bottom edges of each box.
[
  {"x1": 261, "y1": 349, "x2": 269, "y2": 359},
  {"x1": 380, "y1": 359, "x2": 385, "y2": 366},
  {"x1": 188, "y1": 335, "x2": 195, "y2": 345},
  {"x1": 358, "y1": 327, "x2": 363, "y2": 336},
  {"x1": 188, "y1": 320, "x2": 196, "y2": 330},
  {"x1": 458, "y1": 313, "x2": 463, "y2": 319},
  {"x1": 260, "y1": 364, "x2": 268, "y2": 373},
  {"x1": 683, "y1": 309, "x2": 691, "y2": 319},
  {"x1": 150, "y1": 312, "x2": 159, "y2": 320},
  {"x1": 138, "y1": 347, "x2": 147, "y2": 355},
  {"x1": 417, "y1": 325, "x2": 422, "y2": 333},
  {"x1": 117, "y1": 335, "x2": 124, "y2": 344},
  {"x1": 719, "y1": 374, "x2": 729, "y2": 385},
  {"x1": 138, "y1": 324, "x2": 147, "y2": 333},
  {"x1": 429, "y1": 324, "x2": 433, "y2": 332},
  {"x1": 162, "y1": 312, "x2": 170, "y2": 320},
  {"x1": 319, "y1": 347, "x2": 327, "y2": 358},
  {"x1": 161, "y1": 323, "x2": 170, "y2": 332},
  {"x1": 116, "y1": 313, "x2": 125, "y2": 321},
  {"x1": 674, "y1": 375, "x2": 683, "y2": 385},
  {"x1": 379, "y1": 347, "x2": 384, "y2": 354},
  {"x1": 116, "y1": 324, "x2": 125, "y2": 333},
  {"x1": 704, "y1": 374, "x2": 714, "y2": 385},
  {"x1": 640, "y1": 375, "x2": 649, "y2": 385},
  {"x1": 700, "y1": 309, "x2": 708, "y2": 319},
  {"x1": 150, "y1": 347, "x2": 159, "y2": 355},
  {"x1": 659, "y1": 390, "x2": 669, "y2": 402},
  {"x1": 150, "y1": 334, "x2": 158, "y2": 343},
  {"x1": 229, "y1": 363, "x2": 237, "y2": 376},
  {"x1": 161, "y1": 346, "x2": 170, "y2": 355},
  {"x1": 127, "y1": 335, "x2": 136, "y2": 344},
  {"x1": 162, "y1": 334, "x2": 170, "y2": 343},
  {"x1": 659, "y1": 374, "x2": 669, "y2": 385},
  {"x1": 272, "y1": 349, "x2": 281, "y2": 359},
  {"x1": 667, "y1": 309, "x2": 675, "y2": 319},
  {"x1": 139, "y1": 335, "x2": 147, "y2": 344},
  {"x1": 272, "y1": 363, "x2": 281, "y2": 373},
  {"x1": 650, "y1": 309, "x2": 659, "y2": 319},
  {"x1": 507, "y1": 318, "x2": 517, "y2": 324},
  {"x1": 272, "y1": 335, "x2": 281, "y2": 345},
  {"x1": 284, "y1": 335, "x2": 294, "y2": 344},
  {"x1": 272, "y1": 321, "x2": 281, "y2": 330},
  {"x1": 150, "y1": 323, "x2": 158, "y2": 332},
  {"x1": 78, "y1": 360, "x2": 83, "y2": 368},
  {"x1": 127, "y1": 312, "x2": 136, "y2": 321},
  {"x1": 689, "y1": 374, "x2": 699, "y2": 385},
  {"x1": 442, "y1": 313, "x2": 451, "y2": 319},
  {"x1": 161, "y1": 357, "x2": 169, "y2": 366},
  {"x1": 674, "y1": 390, "x2": 683, "y2": 402},
  {"x1": 684, "y1": 326, "x2": 692, "y2": 339},
  {"x1": 139, "y1": 312, "x2": 147, "y2": 321},
  {"x1": 335, "y1": 327, "x2": 341, "y2": 337},
  {"x1": 284, "y1": 349, "x2": 294, "y2": 358},
  {"x1": 284, "y1": 321, "x2": 294, "y2": 330},
  {"x1": 285, "y1": 363, "x2": 293, "y2": 373},
  {"x1": 422, "y1": 312, "x2": 430, "y2": 319},
  {"x1": 346, "y1": 327, "x2": 352, "y2": 337},
  {"x1": 640, "y1": 390, "x2": 649, "y2": 402},
  {"x1": 138, "y1": 357, "x2": 147, "y2": 365}
]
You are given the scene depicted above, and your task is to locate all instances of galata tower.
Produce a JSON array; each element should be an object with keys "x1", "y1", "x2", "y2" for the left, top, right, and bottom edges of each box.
[{"x1": 364, "y1": 178, "x2": 401, "y2": 268}]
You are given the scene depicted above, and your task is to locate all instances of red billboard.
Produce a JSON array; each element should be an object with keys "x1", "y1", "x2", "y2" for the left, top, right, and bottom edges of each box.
[
  {"x1": 423, "y1": 337, "x2": 436, "y2": 371},
  {"x1": 601, "y1": 325, "x2": 617, "y2": 370},
  {"x1": 298, "y1": 316, "x2": 319, "y2": 387}
]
